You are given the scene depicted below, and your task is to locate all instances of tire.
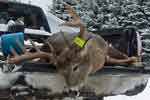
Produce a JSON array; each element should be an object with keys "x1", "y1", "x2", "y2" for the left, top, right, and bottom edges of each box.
[
  {"x1": 14, "y1": 96, "x2": 26, "y2": 100},
  {"x1": 83, "y1": 96, "x2": 104, "y2": 100}
]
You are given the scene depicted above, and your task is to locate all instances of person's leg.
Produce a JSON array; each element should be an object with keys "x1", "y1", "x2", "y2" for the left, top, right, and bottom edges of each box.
[
  {"x1": 108, "y1": 44, "x2": 128, "y2": 59},
  {"x1": 105, "y1": 56, "x2": 137, "y2": 65}
]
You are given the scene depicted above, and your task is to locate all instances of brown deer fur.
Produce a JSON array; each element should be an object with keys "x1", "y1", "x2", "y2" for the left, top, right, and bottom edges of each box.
[{"x1": 9, "y1": 4, "x2": 137, "y2": 88}]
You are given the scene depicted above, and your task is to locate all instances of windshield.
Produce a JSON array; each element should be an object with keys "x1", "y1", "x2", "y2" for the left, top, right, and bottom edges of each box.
[{"x1": 0, "y1": 2, "x2": 50, "y2": 32}]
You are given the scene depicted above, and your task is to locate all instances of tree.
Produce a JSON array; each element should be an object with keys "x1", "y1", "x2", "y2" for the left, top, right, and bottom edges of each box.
[
  {"x1": 50, "y1": 0, "x2": 150, "y2": 32},
  {"x1": 9, "y1": 0, "x2": 21, "y2": 2}
]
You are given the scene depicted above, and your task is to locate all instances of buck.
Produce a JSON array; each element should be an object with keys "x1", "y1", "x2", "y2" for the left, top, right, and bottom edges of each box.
[{"x1": 8, "y1": 4, "x2": 137, "y2": 89}]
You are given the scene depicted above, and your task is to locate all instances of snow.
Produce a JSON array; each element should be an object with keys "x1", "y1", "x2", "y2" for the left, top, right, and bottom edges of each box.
[
  {"x1": 0, "y1": 68, "x2": 22, "y2": 89},
  {"x1": 104, "y1": 80, "x2": 150, "y2": 100},
  {"x1": 51, "y1": 0, "x2": 150, "y2": 31},
  {"x1": 25, "y1": 73, "x2": 67, "y2": 93},
  {"x1": 85, "y1": 74, "x2": 148, "y2": 95}
]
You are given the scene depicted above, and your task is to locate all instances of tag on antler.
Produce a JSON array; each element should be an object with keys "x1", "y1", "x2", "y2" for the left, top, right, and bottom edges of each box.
[{"x1": 74, "y1": 36, "x2": 85, "y2": 48}]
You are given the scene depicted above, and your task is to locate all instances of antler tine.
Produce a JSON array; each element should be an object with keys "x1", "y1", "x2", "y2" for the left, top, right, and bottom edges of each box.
[
  {"x1": 30, "y1": 40, "x2": 40, "y2": 52},
  {"x1": 60, "y1": 31, "x2": 71, "y2": 48},
  {"x1": 64, "y1": 3, "x2": 80, "y2": 20},
  {"x1": 28, "y1": 37, "x2": 41, "y2": 52},
  {"x1": 47, "y1": 42, "x2": 54, "y2": 53},
  {"x1": 61, "y1": 4, "x2": 85, "y2": 38},
  {"x1": 44, "y1": 39, "x2": 54, "y2": 54},
  {"x1": 44, "y1": 40, "x2": 59, "y2": 64},
  {"x1": 8, "y1": 36, "x2": 54, "y2": 64}
]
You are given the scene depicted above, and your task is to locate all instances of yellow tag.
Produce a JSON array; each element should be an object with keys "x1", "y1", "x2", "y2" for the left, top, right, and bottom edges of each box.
[{"x1": 74, "y1": 36, "x2": 85, "y2": 48}]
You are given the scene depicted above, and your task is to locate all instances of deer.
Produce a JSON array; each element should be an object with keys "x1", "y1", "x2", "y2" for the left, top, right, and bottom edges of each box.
[{"x1": 8, "y1": 4, "x2": 138, "y2": 89}]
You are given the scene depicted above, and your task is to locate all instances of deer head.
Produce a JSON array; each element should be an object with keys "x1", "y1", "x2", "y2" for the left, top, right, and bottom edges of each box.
[{"x1": 8, "y1": 4, "x2": 92, "y2": 88}]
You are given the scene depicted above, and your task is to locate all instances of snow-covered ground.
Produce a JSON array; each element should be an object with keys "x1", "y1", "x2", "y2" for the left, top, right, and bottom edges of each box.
[{"x1": 105, "y1": 80, "x2": 150, "y2": 100}]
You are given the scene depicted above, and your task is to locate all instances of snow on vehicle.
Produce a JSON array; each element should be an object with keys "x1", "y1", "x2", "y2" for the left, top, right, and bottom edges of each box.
[{"x1": 0, "y1": 1, "x2": 149, "y2": 100}]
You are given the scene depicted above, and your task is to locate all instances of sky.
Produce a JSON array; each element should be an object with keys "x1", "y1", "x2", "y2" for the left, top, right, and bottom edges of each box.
[{"x1": 19, "y1": 0, "x2": 150, "y2": 100}]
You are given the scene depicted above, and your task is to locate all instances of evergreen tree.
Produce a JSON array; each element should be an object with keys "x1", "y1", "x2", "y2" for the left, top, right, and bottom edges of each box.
[{"x1": 50, "y1": 0, "x2": 150, "y2": 31}]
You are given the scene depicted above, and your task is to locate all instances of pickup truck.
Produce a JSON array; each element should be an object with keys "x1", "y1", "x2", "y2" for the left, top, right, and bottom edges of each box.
[{"x1": 0, "y1": 1, "x2": 150, "y2": 100}]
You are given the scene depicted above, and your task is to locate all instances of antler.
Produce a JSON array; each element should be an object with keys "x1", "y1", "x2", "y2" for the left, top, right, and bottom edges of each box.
[
  {"x1": 60, "y1": 4, "x2": 85, "y2": 38},
  {"x1": 8, "y1": 38, "x2": 54, "y2": 64}
]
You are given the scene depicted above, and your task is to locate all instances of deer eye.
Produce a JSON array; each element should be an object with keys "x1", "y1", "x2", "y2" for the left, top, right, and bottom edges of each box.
[{"x1": 73, "y1": 65, "x2": 78, "y2": 72}]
